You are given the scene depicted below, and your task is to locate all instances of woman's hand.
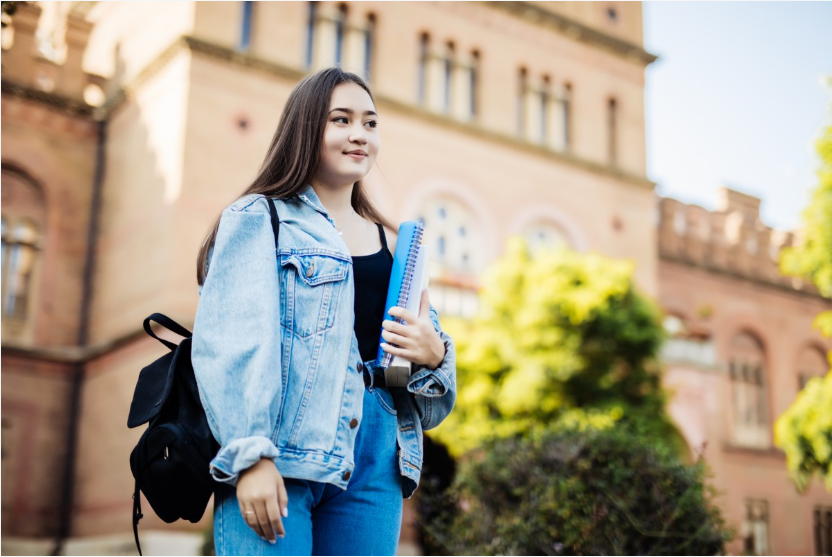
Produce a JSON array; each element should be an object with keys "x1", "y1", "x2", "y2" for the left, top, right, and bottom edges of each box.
[
  {"x1": 236, "y1": 458, "x2": 289, "y2": 543},
  {"x1": 381, "y1": 289, "x2": 446, "y2": 369}
]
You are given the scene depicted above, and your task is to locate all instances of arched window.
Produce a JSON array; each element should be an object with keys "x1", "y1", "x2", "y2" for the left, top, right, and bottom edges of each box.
[
  {"x1": 1, "y1": 166, "x2": 45, "y2": 333},
  {"x1": 469, "y1": 50, "x2": 479, "y2": 118},
  {"x1": 442, "y1": 42, "x2": 454, "y2": 113},
  {"x1": 608, "y1": 97, "x2": 618, "y2": 165},
  {"x1": 363, "y1": 13, "x2": 375, "y2": 80},
  {"x1": 742, "y1": 499, "x2": 770, "y2": 556},
  {"x1": 415, "y1": 196, "x2": 480, "y2": 319},
  {"x1": 562, "y1": 82, "x2": 572, "y2": 150},
  {"x1": 660, "y1": 312, "x2": 716, "y2": 367},
  {"x1": 728, "y1": 331, "x2": 769, "y2": 448},
  {"x1": 332, "y1": 3, "x2": 348, "y2": 66},
  {"x1": 306, "y1": 3, "x2": 348, "y2": 70},
  {"x1": 522, "y1": 220, "x2": 570, "y2": 255},
  {"x1": 2, "y1": 220, "x2": 39, "y2": 318},
  {"x1": 238, "y1": 1, "x2": 254, "y2": 52},
  {"x1": 798, "y1": 346, "x2": 829, "y2": 390},
  {"x1": 417, "y1": 33, "x2": 429, "y2": 105},
  {"x1": 517, "y1": 67, "x2": 527, "y2": 136},
  {"x1": 305, "y1": 1, "x2": 317, "y2": 68},
  {"x1": 417, "y1": 196, "x2": 480, "y2": 274}
]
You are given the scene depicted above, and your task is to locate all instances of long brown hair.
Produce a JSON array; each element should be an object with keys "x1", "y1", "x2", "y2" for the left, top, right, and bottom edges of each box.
[{"x1": 196, "y1": 67, "x2": 396, "y2": 285}]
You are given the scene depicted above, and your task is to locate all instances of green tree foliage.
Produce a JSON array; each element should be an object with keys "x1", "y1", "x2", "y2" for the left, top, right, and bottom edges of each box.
[
  {"x1": 775, "y1": 371, "x2": 832, "y2": 492},
  {"x1": 422, "y1": 428, "x2": 732, "y2": 556},
  {"x1": 431, "y1": 238, "x2": 685, "y2": 458},
  {"x1": 779, "y1": 117, "x2": 832, "y2": 336},
  {"x1": 774, "y1": 96, "x2": 832, "y2": 492}
]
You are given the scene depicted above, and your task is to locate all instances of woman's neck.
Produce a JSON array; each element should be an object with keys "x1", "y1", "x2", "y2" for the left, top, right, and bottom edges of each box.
[{"x1": 310, "y1": 181, "x2": 359, "y2": 227}]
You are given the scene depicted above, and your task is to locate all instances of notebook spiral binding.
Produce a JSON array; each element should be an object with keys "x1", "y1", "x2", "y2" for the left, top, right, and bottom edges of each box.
[{"x1": 380, "y1": 221, "x2": 425, "y2": 368}]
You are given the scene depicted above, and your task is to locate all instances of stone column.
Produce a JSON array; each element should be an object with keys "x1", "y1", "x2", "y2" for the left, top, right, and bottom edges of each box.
[
  {"x1": 425, "y1": 50, "x2": 446, "y2": 113},
  {"x1": 547, "y1": 84, "x2": 566, "y2": 151},
  {"x1": 451, "y1": 59, "x2": 473, "y2": 122},
  {"x1": 343, "y1": 24, "x2": 367, "y2": 78},
  {"x1": 523, "y1": 85, "x2": 542, "y2": 143},
  {"x1": 311, "y1": 5, "x2": 339, "y2": 71}
]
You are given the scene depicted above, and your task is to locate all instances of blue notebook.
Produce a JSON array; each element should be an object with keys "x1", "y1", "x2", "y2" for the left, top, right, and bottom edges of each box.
[{"x1": 376, "y1": 221, "x2": 429, "y2": 380}]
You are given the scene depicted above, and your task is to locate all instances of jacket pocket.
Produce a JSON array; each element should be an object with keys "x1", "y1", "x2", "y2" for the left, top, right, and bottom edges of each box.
[
  {"x1": 371, "y1": 387, "x2": 397, "y2": 416},
  {"x1": 280, "y1": 251, "x2": 350, "y2": 338}
]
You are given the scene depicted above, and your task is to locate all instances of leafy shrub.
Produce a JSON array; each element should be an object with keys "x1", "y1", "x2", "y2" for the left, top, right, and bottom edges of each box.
[
  {"x1": 430, "y1": 239, "x2": 687, "y2": 460},
  {"x1": 421, "y1": 426, "x2": 732, "y2": 556}
]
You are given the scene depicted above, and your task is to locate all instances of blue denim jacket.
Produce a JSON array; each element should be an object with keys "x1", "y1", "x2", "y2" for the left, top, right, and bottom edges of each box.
[{"x1": 192, "y1": 185, "x2": 456, "y2": 499}]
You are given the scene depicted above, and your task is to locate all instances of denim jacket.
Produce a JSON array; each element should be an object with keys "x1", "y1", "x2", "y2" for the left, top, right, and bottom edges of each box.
[{"x1": 192, "y1": 185, "x2": 456, "y2": 499}]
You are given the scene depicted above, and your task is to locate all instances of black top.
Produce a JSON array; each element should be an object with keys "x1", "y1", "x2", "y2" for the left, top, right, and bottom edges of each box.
[{"x1": 353, "y1": 224, "x2": 394, "y2": 363}]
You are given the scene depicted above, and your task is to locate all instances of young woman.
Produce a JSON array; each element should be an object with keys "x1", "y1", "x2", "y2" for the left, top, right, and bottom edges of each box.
[{"x1": 192, "y1": 68, "x2": 457, "y2": 556}]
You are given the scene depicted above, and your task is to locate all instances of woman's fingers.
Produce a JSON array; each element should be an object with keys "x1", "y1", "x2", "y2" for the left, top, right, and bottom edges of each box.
[
  {"x1": 277, "y1": 476, "x2": 289, "y2": 520},
  {"x1": 265, "y1": 494, "x2": 285, "y2": 538},
  {"x1": 254, "y1": 499, "x2": 276, "y2": 542},
  {"x1": 381, "y1": 329, "x2": 413, "y2": 348},
  {"x1": 242, "y1": 505, "x2": 265, "y2": 539},
  {"x1": 381, "y1": 318, "x2": 406, "y2": 334},
  {"x1": 380, "y1": 342, "x2": 409, "y2": 359}
]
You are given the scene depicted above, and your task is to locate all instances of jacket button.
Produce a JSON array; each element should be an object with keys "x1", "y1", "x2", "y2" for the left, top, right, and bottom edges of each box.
[
  {"x1": 306, "y1": 263, "x2": 314, "y2": 278},
  {"x1": 350, "y1": 418, "x2": 358, "y2": 428},
  {"x1": 343, "y1": 471, "x2": 351, "y2": 481},
  {"x1": 357, "y1": 362, "x2": 364, "y2": 373}
]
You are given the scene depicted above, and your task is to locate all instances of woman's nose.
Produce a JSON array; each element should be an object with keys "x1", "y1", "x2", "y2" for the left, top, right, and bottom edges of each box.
[{"x1": 349, "y1": 125, "x2": 367, "y2": 144}]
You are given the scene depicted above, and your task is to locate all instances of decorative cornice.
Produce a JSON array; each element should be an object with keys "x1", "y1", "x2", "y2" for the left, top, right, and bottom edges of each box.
[
  {"x1": 184, "y1": 35, "x2": 306, "y2": 82},
  {"x1": 99, "y1": 35, "x2": 307, "y2": 119},
  {"x1": 97, "y1": 35, "x2": 653, "y2": 191},
  {"x1": 1, "y1": 317, "x2": 197, "y2": 366},
  {"x1": 1, "y1": 78, "x2": 94, "y2": 118},
  {"x1": 376, "y1": 94, "x2": 655, "y2": 190},
  {"x1": 722, "y1": 443, "x2": 785, "y2": 460},
  {"x1": 1, "y1": 326, "x2": 148, "y2": 364},
  {"x1": 483, "y1": 1, "x2": 658, "y2": 66},
  {"x1": 660, "y1": 254, "x2": 829, "y2": 302}
]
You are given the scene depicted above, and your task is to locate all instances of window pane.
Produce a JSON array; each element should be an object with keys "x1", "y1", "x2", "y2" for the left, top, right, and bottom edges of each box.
[
  {"x1": 4, "y1": 242, "x2": 36, "y2": 318},
  {"x1": 305, "y1": 2, "x2": 316, "y2": 68},
  {"x1": 239, "y1": 1, "x2": 253, "y2": 51},
  {"x1": 1, "y1": 217, "x2": 7, "y2": 288}
]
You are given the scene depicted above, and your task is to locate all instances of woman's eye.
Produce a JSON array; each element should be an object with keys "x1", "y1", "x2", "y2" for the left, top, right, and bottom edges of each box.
[
  {"x1": 333, "y1": 116, "x2": 348, "y2": 123},
  {"x1": 366, "y1": 120, "x2": 378, "y2": 128}
]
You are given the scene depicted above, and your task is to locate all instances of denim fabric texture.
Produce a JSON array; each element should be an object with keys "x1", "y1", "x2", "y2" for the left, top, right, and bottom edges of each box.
[
  {"x1": 213, "y1": 385, "x2": 402, "y2": 556},
  {"x1": 192, "y1": 185, "x2": 457, "y2": 498}
]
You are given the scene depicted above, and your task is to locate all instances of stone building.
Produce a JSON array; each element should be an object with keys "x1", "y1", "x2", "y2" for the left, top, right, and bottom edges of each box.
[{"x1": 1, "y1": 1, "x2": 830, "y2": 554}]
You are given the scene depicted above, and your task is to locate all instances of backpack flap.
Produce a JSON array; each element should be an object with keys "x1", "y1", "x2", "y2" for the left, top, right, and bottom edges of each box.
[{"x1": 127, "y1": 350, "x2": 176, "y2": 428}]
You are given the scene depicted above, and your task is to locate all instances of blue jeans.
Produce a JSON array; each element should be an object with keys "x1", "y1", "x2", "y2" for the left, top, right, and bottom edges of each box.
[{"x1": 213, "y1": 385, "x2": 403, "y2": 555}]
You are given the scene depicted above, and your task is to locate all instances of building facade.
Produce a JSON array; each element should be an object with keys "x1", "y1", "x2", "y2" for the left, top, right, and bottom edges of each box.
[{"x1": 1, "y1": 1, "x2": 830, "y2": 554}]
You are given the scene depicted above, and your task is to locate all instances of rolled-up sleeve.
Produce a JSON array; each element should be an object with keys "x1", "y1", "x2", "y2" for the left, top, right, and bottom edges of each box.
[
  {"x1": 406, "y1": 304, "x2": 457, "y2": 430},
  {"x1": 192, "y1": 198, "x2": 283, "y2": 485}
]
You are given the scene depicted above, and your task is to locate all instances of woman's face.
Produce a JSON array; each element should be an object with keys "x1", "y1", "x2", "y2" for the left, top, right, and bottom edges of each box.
[{"x1": 316, "y1": 82, "x2": 380, "y2": 189}]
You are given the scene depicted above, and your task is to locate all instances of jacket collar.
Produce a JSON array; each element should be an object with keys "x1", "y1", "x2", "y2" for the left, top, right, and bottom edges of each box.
[{"x1": 296, "y1": 184, "x2": 330, "y2": 218}]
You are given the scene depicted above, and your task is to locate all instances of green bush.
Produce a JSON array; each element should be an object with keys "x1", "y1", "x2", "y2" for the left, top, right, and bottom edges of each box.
[{"x1": 421, "y1": 427, "x2": 732, "y2": 556}]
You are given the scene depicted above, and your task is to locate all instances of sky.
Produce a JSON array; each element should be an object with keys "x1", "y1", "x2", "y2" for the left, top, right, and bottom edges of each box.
[{"x1": 643, "y1": 1, "x2": 832, "y2": 231}]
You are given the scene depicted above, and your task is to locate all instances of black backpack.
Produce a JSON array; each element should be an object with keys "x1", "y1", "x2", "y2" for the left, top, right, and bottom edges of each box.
[
  {"x1": 127, "y1": 314, "x2": 220, "y2": 556},
  {"x1": 127, "y1": 197, "x2": 281, "y2": 555}
]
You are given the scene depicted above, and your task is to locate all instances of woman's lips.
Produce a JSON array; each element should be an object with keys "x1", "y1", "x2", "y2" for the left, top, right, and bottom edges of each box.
[{"x1": 345, "y1": 153, "x2": 367, "y2": 160}]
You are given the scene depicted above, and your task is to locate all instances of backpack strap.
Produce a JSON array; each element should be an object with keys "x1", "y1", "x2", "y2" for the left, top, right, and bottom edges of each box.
[
  {"x1": 143, "y1": 314, "x2": 192, "y2": 351},
  {"x1": 132, "y1": 479, "x2": 144, "y2": 556},
  {"x1": 268, "y1": 197, "x2": 280, "y2": 249}
]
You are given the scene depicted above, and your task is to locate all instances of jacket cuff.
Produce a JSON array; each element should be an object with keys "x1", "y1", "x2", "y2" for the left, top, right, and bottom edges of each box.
[
  {"x1": 209, "y1": 436, "x2": 280, "y2": 486},
  {"x1": 406, "y1": 331, "x2": 455, "y2": 397}
]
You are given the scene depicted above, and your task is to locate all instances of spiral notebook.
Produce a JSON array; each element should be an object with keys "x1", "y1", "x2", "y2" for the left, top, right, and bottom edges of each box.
[{"x1": 376, "y1": 221, "x2": 430, "y2": 387}]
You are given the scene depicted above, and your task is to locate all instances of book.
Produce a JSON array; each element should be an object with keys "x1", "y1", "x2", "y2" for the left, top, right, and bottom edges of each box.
[{"x1": 376, "y1": 220, "x2": 430, "y2": 387}]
